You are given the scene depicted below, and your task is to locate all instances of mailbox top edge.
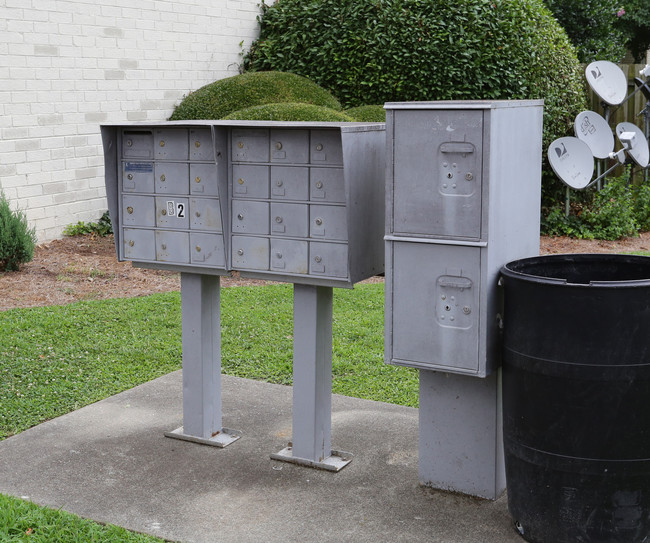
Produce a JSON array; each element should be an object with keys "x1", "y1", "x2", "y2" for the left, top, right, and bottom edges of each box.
[
  {"x1": 384, "y1": 99, "x2": 544, "y2": 110},
  {"x1": 100, "y1": 120, "x2": 385, "y2": 130}
]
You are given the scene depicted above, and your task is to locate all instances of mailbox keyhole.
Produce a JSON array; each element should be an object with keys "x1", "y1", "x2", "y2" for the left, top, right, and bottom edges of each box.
[
  {"x1": 237, "y1": 213, "x2": 244, "y2": 220},
  {"x1": 315, "y1": 218, "x2": 323, "y2": 226}
]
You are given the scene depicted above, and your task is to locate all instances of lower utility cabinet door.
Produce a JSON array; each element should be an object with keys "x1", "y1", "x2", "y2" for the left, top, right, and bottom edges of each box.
[
  {"x1": 232, "y1": 236, "x2": 269, "y2": 270},
  {"x1": 270, "y1": 239, "x2": 308, "y2": 274},
  {"x1": 309, "y1": 242, "x2": 348, "y2": 278},
  {"x1": 390, "y1": 242, "x2": 480, "y2": 373}
]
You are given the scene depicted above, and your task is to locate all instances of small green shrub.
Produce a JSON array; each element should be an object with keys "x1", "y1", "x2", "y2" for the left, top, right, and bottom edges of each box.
[
  {"x1": 344, "y1": 105, "x2": 386, "y2": 122},
  {"x1": 223, "y1": 102, "x2": 355, "y2": 122},
  {"x1": 633, "y1": 182, "x2": 650, "y2": 231},
  {"x1": 63, "y1": 211, "x2": 113, "y2": 237},
  {"x1": 0, "y1": 192, "x2": 37, "y2": 272},
  {"x1": 170, "y1": 71, "x2": 342, "y2": 120}
]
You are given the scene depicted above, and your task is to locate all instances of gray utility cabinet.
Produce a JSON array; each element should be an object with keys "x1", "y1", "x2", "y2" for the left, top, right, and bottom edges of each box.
[
  {"x1": 385, "y1": 101, "x2": 543, "y2": 378},
  {"x1": 101, "y1": 121, "x2": 385, "y2": 287}
]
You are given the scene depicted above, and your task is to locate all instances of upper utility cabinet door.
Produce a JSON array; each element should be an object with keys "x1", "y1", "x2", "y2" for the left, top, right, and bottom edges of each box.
[{"x1": 392, "y1": 109, "x2": 484, "y2": 240}]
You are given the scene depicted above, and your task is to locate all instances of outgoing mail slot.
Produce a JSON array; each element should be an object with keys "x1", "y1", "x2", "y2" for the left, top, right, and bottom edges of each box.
[
  {"x1": 270, "y1": 129, "x2": 309, "y2": 163},
  {"x1": 310, "y1": 167, "x2": 345, "y2": 202},
  {"x1": 310, "y1": 130, "x2": 343, "y2": 165},
  {"x1": 123, "y1": 228, "x2": 155, "y2": 261},
  {"x1": 310, "y1": 205, "x2": 348, "y2": 240},
  {"x1": 270, "y1": 202, "x2": 309, "y2": 237},
  {"x1": 271, "y1": 166, "x2": 309, "y2": 200},
  {"x1": 232, "y1": 165, "x2": 269, "y2": 198},
  {"x1": 122, "y1": 162, "x2": 154, "y2": 193},
  {"x1": 155, "y1": 230, "x2": 190, "y2": 263},
  {"x1": 154, "y1": 128, "x2": 188, "y2": 160},
  {"x1": 309, "y1": 242, "x2": 348, "y2": 278},
  {"x1": 231, "y1": 200, "x2": 269, "y2": 235},
  {"x1": 270, "y1": 239, "x2": 308, "y2": 273},
  {"x1": 122, "y1": 195, "x2": 155, "y2": 227},
  {"x1": 231, "y1": 129, "x2": 269, "y2": 162},
  {"x1": 155, "y1": 163, "x2": 189, "y2": 194},
  {"x1": 122, "y1": 130, "x2": 153, "y2": 159},
  {"x1": 232, "y1": 236, "x2": 269, "y2": 270},
  {"x1": 190, "y1": 163, "x2": 219, "y2": 196},
  {"x1": 189, "y1": 128, "x2": 214, "y2": 161},
  {"x1": 190, "y1": 198, "x2": 222, "y2": 232},
  {"x1": 190, "y1": 233, "x2": 226, "y2": 267},
  {"x1": 155, "y1": 197, "x2": 190, "y2": 229}
]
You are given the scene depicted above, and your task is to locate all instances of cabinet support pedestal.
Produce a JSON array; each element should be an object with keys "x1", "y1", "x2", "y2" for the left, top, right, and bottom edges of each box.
[
  {"x1": 271, "y1": 284, "x2": 352, "y2": 471},
  {"x1": 165, "y1": 273, "x2": 241, "y2": 447}
]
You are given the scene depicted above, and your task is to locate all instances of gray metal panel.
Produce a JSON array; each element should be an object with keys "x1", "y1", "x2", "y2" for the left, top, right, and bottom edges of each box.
[
  {"x1": 270, "y1": 129, "x2": 309, "y2": 163},
  {"x1": 122, "y1": 161, "x2": 154, "y2": 193},
  {"x1": 390, "y1": 242, "x2": 481, "y2": 374},
  {"x1": 231, "y1": 128, "x2": 270, "y2": 162},
  {"x1": 309, "y1": 242, "x2": 348, "y2": 278},
  {"x1": 310, "y1": 129, "x2": 343, "y2": 165},
  {"x1": 309, "y1": 167, "x2": 345, "y2": 203},
  {"x1": 392, "y1": 109, "x2": 484, "y2": 240},
  {"x1": 232, "y1": 164, "x2": 269, "y2": 199},
  {"x1": 101, "y1": 126, "x2": 121, "y2": 259},
  {"x1": 154, "y1": 128, "x2": 188, "y2": 160},
  {"x1": 310, "y1": 205, "x2": 347, "y2": 241},
  {"x1": 155, "y1": 162, "x2": 189, "y2": 194},
  {"x1": 190, "y1": 233, "x2": 226, "y2": 267},
  {"x1": 190, "y1": 163, "x2": 219, "y2": 196},
  {"x1": 156, "y1": 230, "x2": 190, "y2": 263},
  {"x1": 231, "y1": 200, "x2": 269, "y2": 235},
  {"x1": 271, "y1": 166, "x2": 309, "y2": 200},
  {"x1": 155, "y1": 197, "x2": 190, "y2": 229},
  {"x1": 270, "y1": 202, "x2": 309, "y2": 238},
  {"x1": 189, "y1": 127, "x2": 215, "y2": 161},
  {"x1": 122, "y1": 129, "x2": 153, "y2": 159},
  {"x1": 190, "y1": 198, "x2": 222, "y2": 232},
  {"x1": 122, "y1": 195, "x2": 155, "y2": 227},
  {"x1": 123, "y1": 228, "x2": 155, "y2": 261},
  {"x1": 231, "y1": 235, "x2": 269, "y2": 270},
  {"x1": 270, "y1": 239, "x2": 308, "y2": 274}
]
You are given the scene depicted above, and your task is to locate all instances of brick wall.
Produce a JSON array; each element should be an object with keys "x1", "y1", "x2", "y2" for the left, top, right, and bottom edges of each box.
[{"x1": 1, "y1": 0, "x2": 264, "y2": 241}]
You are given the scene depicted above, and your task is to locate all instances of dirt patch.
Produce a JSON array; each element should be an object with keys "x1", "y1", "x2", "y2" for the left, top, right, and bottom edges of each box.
[{"x1": 1, "y1": 233, "x2": 649, "y2": 312}]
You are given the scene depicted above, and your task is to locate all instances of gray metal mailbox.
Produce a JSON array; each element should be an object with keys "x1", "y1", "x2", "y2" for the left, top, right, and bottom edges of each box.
[
  {"x1": 384, "y1": 101, "x2": 543, "y2": 499},
  {"x1": 102, "y1": 120, "x2": 385, "y2": 471}
]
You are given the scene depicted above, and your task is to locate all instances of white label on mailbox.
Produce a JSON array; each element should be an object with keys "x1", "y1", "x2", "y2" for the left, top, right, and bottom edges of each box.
[{"x1": 165, "y1": 201, "x2": 186, "y2": 218}]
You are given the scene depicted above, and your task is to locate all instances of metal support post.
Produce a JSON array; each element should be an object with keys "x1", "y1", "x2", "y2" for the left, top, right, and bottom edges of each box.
[
  {"x1": 418, "y1": 369, "x2": 505, "y2": 500},
  {"x1": 165, "y1": 273, "x2": 241, "y2": 447},
  {"x1": 271, "y1": 284, "x2": 352, "y2": 471}
]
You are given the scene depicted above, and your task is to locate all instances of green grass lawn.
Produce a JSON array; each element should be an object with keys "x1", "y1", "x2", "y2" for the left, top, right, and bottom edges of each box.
[{"x1": 0, "y1": 282, "x2": 415, "y2": 542}]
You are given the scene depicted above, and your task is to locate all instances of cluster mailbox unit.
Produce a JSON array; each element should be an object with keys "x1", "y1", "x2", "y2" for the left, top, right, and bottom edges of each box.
[
  {"x1": 102, "y1": 120, "x2": 385, "y2": 469},
  {"x1": 384, "y1": 101, "x2": 543, "y2": 499}
]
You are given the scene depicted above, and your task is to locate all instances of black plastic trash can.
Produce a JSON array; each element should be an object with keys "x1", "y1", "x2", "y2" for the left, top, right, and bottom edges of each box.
[{"x1": 500, "y1": 254, "x2": 650, "y2": 543}]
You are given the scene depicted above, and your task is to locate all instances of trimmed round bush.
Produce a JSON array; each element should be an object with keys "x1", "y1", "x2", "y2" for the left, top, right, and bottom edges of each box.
[
  {"x1": 223, "y1": 103, "x2": 355, "y2": 122},
  {"x1": 345, "y1": 105, "x2": 386, "y2": 122},
  {"x1": 244, "y1": 0, "x2": 586, "y2": 150},
  {"x1": 170, "y1": 71, "x2": 342, "y2": 120}
]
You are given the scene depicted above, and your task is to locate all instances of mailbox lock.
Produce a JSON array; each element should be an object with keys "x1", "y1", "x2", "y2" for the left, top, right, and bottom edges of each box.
[
  {"x1": 127, "y1": 206, "x2": 134, "y2": 214},
  {"x1": 316, "y1": 144, "x2": 323, "y2": 152},
  {"x1": 194, "y1": 141, "x2": 201, "y2": 148},
  {"x1": 275, "y1": 216, "x2": 283, "y2": 224},
  {"x1": 447, "y1": 172, "x2": 453, "y2": 179},
  {"x1": 315, "y1": 218, "x2": 323, "y2": 226},
  {"x1": 126, "y1": 140, "x2": 133, "y2": 147},
  {"x1": 276, "y1": 252, "x2": 283, "y2": 259},
  {"x1": 196, "y1": 245, "x2": 201, "y2": 253},
  {"x1": 195, "y1": 176, "x2": 201, "y2": 184},
  {"x1": 238, "y1": 178, "x2": 244, "y2": 185},
  {"x1": 275, "y1": 142, "x2": 283, "y2": 150},
  {"x1": 127, "y1": 174, "x2": 133, "y2": 180},
  {"x1": 315, "y1": 181, "x2": 323, "y2": 189},
  {"x1": 314, "y1": 255, "x2": 322, "y2": 263},
  {"x1": 237, "y1": 213, "x2": 244, "y2": 220},
  {"x1": 465, "y1": 172, "x2": 474, "y2": 181},
  {"x1": 237, "y1": 142, "x2": 244, "y2": 149},
  {"x1": 161, "y1": 244, "x2": 167, "y2": 250},
  {"x1": 159, "y1": 141, "x2": 165, "y2": 147},
  {"x1": 276, "y1": 180, "x2": 283, "y2": 187},
  {"x1": 237, "y1": 249, "x2": 244, "y2": 256},
  {"x1": 195, "y1": 211, "x2": 201, "y2": 218},
  {"x1": 161, "y1": 209, "x2": 167, "y2": 216},
  {"x1": 128, "y1": 240, "x2": 134, "y2": 247},
  {"x1": 160, "y1": 174, "x2": 166, "y2": 182},
  {"x1": 463, "y1": 306, "x2": 472, "y2": 315}
]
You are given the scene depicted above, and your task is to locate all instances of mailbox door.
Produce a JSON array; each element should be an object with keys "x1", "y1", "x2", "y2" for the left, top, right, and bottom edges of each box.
[
  {"x1": 271, "y1": 166, "x2": 309, "y2": 200},
  {"x1": 231, "y1": 200, "x2": 269, "y2": 235},
  {"x1": 270, "y1": 203, "x2": 309, "y2": 238},
  {"x1": 189, "y1": 128, "x2": 214, "y2": 161},
  {"x1": 392, "y1": 109, "x2": 484, "y2": 240},
  {"x1": 123, "y1": 228, "x2": 155, "y2": 261},
  {"x1": 309, "y1": 242, "x2": 348, "y2": 278},
  {"x1": 190, "y1": 198, "x2": 222, "y2": 232},
  {"x1": 155, "y1": 197, "x2": 190, "y2": 229},
  {"x1": 154, "y1": 128, "x2": 188, "y2": 160},
  {"x1": 190, "y1": 163, "x2": 219, "y2": 196},
  {"x1": 155, "y1": 163, "x2": 189, "y2": 194},
  {"x1": 270, "y1": 239, "x2": 308, "y2": 274},
  {"x1": 190, "y1": 233, "x2": 225, "y2": 267},
  {"x1": 270, "y1": 129, "x2": 309, "y2": 163},
  {"x1": 156, "y1": 231, "x2": 190, "y2": 263},
  {"x1": 232, "y1": 165, "x2": 269, "y2": 199},
  {"x1": 310, "y1": 205, "x2": 348, "y2": 241},
  {"x1": 122, "y1": 162, "x2": 154, "y2": 193},
  {"x1": 310, "y1": 167, "x2": 345, "y2": 203},
  {"x1": 122, "y1": 195, "x2": 155, "y2": 227},
  {"x1": 122, "y1": 130, "x2": 153, "y2": 159},
  {"x1": 310, "y1": 130, "x2": 343, "y2": 165},
  {"x1": 232, "y1": 236, "x2": 269, "y2": 270},
  {"x1": 390, "y1": 242, "x2": 481, "y2": 373},
  {"x1": 231, "y1": 128, "x2": 270, "y2": 162}
]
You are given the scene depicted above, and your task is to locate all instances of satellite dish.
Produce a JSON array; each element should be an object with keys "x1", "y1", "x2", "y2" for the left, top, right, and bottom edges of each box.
[
  {"x1": 548, "y1": 137, "x2": 594, "y2": 190},
  {"x1": 616, "y1": 122, "x2": 650, "y2": 168},
  {"x1": 585, "y1": 61, "x2": 628, "y2": 105},
  {"x1": 574, "y1": 111, "x2": 615, "y2": 159}
]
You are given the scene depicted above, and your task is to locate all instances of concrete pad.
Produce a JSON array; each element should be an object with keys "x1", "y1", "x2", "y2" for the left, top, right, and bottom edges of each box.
[{"x1": 0, "y1": 372, "x2": 521, "y2": 543}]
